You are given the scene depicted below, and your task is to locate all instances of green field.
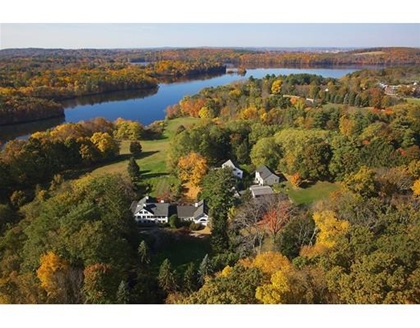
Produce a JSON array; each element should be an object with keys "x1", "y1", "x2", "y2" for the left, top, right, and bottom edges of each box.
[
  {"x1": 281, "y1": 181, "x2": 340, "y2": 205},
  {"x1": 406, "y1": 98, "x2": 420, "y2": 105},
  {"x1": 91, "y1": 117, "x2": 200, "y2": 196},
  {"x1": 152, "y1": 231, "x2": 211, "y2": 273}
]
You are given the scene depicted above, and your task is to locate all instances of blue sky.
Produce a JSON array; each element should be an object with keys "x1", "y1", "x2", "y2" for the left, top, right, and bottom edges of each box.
[{"x1": 1, "y1": 23, "x2": 419, "y2": 49}]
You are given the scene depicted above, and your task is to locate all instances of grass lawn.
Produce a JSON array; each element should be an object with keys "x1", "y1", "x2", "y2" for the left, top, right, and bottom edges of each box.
[
  {"x1": 152, "y1": 231, "x2": 211, "y2": 273},
  {"x1": 406, "y1": 98, "x2": 420, "y2": 105},
  {"x1": 91, "y1": 117, "x2": 200, "y2": 196},
  {"x1": 280, "y1": 181, "x2": 340, "y2": 205}
]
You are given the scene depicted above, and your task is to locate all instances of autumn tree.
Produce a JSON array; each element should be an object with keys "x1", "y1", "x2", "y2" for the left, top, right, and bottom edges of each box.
[
  {"x1": 177, "y1": 152, "x2": 208, "y2": 187},
  {"x1": 182, "y1": 264, "x2": 264, "y2": 304},
  {"x1": 300, "y1": 210, "x2": 350, "y2": 258},
  {"x1": 114, "y1": 118, "x2": 144, "y2": 140},
  {"x1": 90, "y1": 132, "x2": 119, "y2": 160},
  {"x1": 261, "y1": 197, "x2": 297, "y2": 239},
  {"x1": 83, "y1": 263, "x2": 120, "y2": 304},
  {"x1": 412, "y1": 178, "x2": 420, "y2": 196},
  {"x1": 271, "y1": 79, "x2": 283, "y2": 95},
  {"x1": 36, "y1": 251, "x2": 83, "y2": 304},
  {"x1": 343, "y1": 166, "x2": 378, "y2": 198}
]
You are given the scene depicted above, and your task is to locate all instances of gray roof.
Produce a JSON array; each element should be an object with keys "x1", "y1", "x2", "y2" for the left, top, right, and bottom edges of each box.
[
  {"x1": 176, "y1": 200, "x2": 208, "y2": 220},
  {"x1": 131, "y1": 197, "x2": 207, "y2": 220},
  {"x1": 249, "y1": 185, "x2": 274, "y2": 197},
  {"x1": 145, "y1": 203, "x2": 170, "y2": 217},
  {"x1": 256, "y1": 165, "x2": 278, "y2": 180},
  {"x1": 177, "y1": 205, "x2": 196, "y2": 218},
  {"x1": 131, "y1": 196, "x2": 172, "y2": 217}
]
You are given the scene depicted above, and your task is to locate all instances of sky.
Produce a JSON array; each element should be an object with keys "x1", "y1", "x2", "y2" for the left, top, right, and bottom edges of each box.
[
  {"x1": 0, "y1": 0, "x2": 419, "y2": 50},
  {"x1": 1, "y1": 23, "x2": 419, "y2": 49}
]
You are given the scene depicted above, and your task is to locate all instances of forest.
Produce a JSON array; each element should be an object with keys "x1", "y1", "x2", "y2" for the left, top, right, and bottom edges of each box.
[
  {"x1": 0, "y1": 50, "x2": 420, "y2": 303},
  {"x1": 0, "y1": 49, "x2": 225, "y2": 125}
]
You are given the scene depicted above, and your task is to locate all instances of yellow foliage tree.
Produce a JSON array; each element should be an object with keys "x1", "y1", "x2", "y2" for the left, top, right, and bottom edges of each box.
[
  {"x1": 240, "y1": 106, "x2": 259, "y2": 120},
  {"x1": 198, "y1": 106, "x2": 213, "y2": 119},
  {"x1": 255, "y1": 270, "x2": 291, "y2": 304},
  {"x1": 411, "y1": 178, "x2": 420, "y2": 196},
  {"x1": 177, "y1": 152, "x2": 208, "y2": 187},
  {"x1": 90, "y1": 132, "x2": 119, "y2": 158},
  {"x1": 313, "y1": 210, "x2": 349, "y2": 248},
  {"x1": 36, "y1": 252, "x2": 69, "y2": 302},
  {"x1": 271, "y1": 79, "x2": 283, "y2": 94},
  {"x1": 240, "y1": 251, "x2": 291, "y2": 277},
  {"x1": 299, "y1": 210, "x2": 350, "y2": 260}
]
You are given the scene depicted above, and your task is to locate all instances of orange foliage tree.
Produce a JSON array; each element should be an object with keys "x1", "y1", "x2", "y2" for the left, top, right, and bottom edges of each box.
[{"x1": 177, "y1": 152, "x2": 209, "y2": 187}]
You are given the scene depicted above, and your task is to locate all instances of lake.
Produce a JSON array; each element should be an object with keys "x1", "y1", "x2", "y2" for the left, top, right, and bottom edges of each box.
[
  {"x1": 62, "y1": 67, "x2": 360, "y2": 126},
  {"x1": 0, "y1": 67, "x2": 363, "y2": 143}
]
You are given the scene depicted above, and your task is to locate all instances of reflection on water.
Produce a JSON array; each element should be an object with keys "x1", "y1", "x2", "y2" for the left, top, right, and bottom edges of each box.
[
  {"x1": 2, "y1": 67, "x2": 375, "y2": 143},
  {"x1": 60, "y1": 87, "x2": 159, "y2": 109},
  {"x1": 157, "y1": 72, "x2": 226, "y2": 84},
  {"x1": 0, "y1": 116, "x2": 65, "y2": 144}
]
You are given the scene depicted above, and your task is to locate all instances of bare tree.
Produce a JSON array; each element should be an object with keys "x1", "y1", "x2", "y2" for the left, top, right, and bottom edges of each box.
[
  {"x1": 230, "y1": 194, "x2": 294, "y2": 255},
  {"x1": 261, "y1": 196, "x2": 297, "y2": 238}
]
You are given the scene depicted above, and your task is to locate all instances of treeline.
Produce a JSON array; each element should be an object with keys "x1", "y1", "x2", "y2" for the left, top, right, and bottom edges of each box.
[
  {"x1": 0, "y1": 95, "x2": 64, "y2": 125},
  {"x1": 0, "y1": 117, "x2": 147, "y2": 205},
  {"x1": 133, "y1": 47, "x2": 420, "y2": 66},
  {"x1": 0, "y1": 50, "x2": 226, "y2": 125},
  {"x1": 166, "y1": 70, "x2": 409, "y2": 122}
]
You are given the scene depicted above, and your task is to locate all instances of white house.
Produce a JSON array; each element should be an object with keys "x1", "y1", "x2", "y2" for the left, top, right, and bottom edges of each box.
[
  {"x1": 177, "y1": 200, "x2": 209, "y2": 226},
  {"x1": 255, "y1": 165, "x2": 280, "y2": 186},
  {"x1": 130, "y1": 197, "x2": 209, "y2": 226},
  {"x1": 130, "y1": 196, "x2": 171, "y2": 224},
  {"x1": 222, "y1": 159, "x2": 243, "y2": 179}
]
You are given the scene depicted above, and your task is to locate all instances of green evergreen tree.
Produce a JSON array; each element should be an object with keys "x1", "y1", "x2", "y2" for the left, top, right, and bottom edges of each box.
[
  {"x1": 201, "y1": 168, "x2": 236, "y2": 254},
  {"x1": 129, "y1": 141, "x2": 142, "y2": 157},
  {"x1": 127, "y1": 157, "x2": 141, "y2": 182},
  {"x1": 116, "y1": 280, "x2": 130, "y2": 304},
  {"x1": 183, "y1": 262, "x2": 199, "y2": 293},
  {"x1": 138, "y1": 240, "x2": 150, "y2": 265},
  {"x1": 198, "y1": 254, "x2": 212, "y2": 284},
  {"x1": 158, "y1": 259, "x2": 177, "y2": 293}
]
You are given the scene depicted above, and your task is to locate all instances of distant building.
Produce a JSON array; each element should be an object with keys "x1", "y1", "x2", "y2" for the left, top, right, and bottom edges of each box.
[
  {"x1": 255, "y1": 165, "x2": 280, "y2": 186},
  {"x1": 130, "y1": 197, "x2": 209, "y2": 226},
  {"x1": 221, "y1": 159, "x2": 243, "y2": 179}
]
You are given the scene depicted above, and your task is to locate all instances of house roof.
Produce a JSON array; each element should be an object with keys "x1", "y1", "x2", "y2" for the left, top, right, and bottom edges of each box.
[
  {"x1": 177, "y1": 205, "x2": 196, "y2": 218},
  {"x1": 193, "y1": 200, "x2": 207, "y2": 218},
  {"x1": 256, "y1": 165, "x2": 278, "y2": 180},
  {"x1": 176, "y1": 200, "x2": 208, "y2": 220},
  {"x1": 145, "y1": 203, "x2": 171, "y2": 217},
  {"x1": 222, "y1": 159, "x2": 242, "y2": 171},
  {"x1": 249, "y1": 185, "x2": 274, "y2": 197},
  {"x1": 131, "y1": 196, "x2": 173, "y2": 217},
  {"x1": 132, "y1": 197, "x2": 207, "y2": 220}
]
